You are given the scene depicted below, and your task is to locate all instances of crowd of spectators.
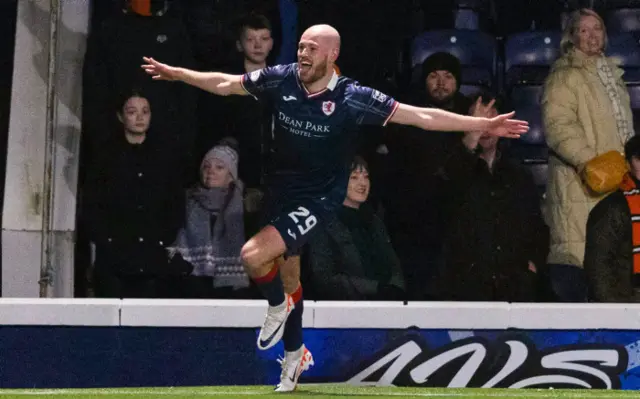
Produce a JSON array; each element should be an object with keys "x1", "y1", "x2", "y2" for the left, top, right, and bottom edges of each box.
[{"x1": 77, "y1": 0, "x2": 640, "y2": 303}]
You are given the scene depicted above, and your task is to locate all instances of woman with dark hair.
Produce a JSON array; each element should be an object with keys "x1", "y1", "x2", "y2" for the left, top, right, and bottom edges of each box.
[
  {"x1": 306, "y1": 156, "x2": 405, "y2": 301},
  {"x1": 84, "y1": 90, "x2": 186, "y2": 298}
]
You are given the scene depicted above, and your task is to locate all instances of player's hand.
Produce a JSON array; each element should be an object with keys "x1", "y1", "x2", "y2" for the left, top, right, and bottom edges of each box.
[
  {"x1": 463, "y1": 97, "x2": 496, "y2": 149},
  {"x1": 141, "y1": 57, "x2": 180, "y2": 81},
  {"x1": 486, "y1": 111, "x2": 529, "y2": 139}
]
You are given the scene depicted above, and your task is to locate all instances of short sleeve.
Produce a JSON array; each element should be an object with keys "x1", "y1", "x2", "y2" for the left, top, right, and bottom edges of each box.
[
  {"x1": 346, "y1": 85, "x2": 399, "y2": 126},
  {"x1": 240, "y1": 64, "x2": 291, "y2": 100}
]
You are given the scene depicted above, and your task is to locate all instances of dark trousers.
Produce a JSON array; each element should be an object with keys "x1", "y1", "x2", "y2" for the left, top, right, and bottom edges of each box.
[
  {"x1": 549, "y1": 264, "x2": 589, "y2": 303},
  {"x1": 93, "y1": 266, "x2": 173, "y2": 299},
  {"x1": 390, "y1": 232, "x2": 443, "y2": 301}
]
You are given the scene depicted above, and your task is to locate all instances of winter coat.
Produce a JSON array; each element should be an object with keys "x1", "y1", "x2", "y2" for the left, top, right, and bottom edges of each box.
[
  {"x1": 541, "y1": 49, "x2": 632, "y2": 267},
  {"x1": 307, "y1": 206, "x2": 405, "y2": 300}
]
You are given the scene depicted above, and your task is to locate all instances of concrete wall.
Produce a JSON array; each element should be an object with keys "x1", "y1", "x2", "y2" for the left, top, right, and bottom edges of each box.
[{"x1": 2, "y1": 0, "x2": 89, "y2": 297}]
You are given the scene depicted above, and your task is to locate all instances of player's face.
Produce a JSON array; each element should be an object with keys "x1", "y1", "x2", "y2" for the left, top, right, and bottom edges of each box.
[
  {"x1": 297, "y1": 38, "x2": 330, "y2": 84},
  {"x1": 118, "y1": 96, "x2": 150, "y2": 135},
  {"x1": 345, "y1": 167, "x2": 370, "y2": 207},
  {"x1": 426, "y1": 70, "x2": 457, "y2": 104},
  {"x1": 575, "y1": 15, "x2": 604, "y2": 56},
  {"x1": 239, "y1": 28, "x2": 273, "y2": 64},
  {"x1": 201, "y1": 158, "x2": 233, "y2": 189}
]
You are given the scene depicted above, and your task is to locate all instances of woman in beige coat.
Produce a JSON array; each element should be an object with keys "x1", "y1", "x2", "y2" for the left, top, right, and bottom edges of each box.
[{"x1": 542, "y1": 9, "x2": 634, "y2": 301}]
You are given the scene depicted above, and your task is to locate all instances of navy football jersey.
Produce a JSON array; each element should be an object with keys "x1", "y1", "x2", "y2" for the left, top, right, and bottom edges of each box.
[{"x1": 240, "y1": 63, "x2": 398, "y2": 199}]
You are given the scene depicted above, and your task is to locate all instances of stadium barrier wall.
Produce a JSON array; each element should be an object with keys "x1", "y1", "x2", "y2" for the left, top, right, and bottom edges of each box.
[{"x1": 1, "y1": 299, "x2": 640, "y2": 390}]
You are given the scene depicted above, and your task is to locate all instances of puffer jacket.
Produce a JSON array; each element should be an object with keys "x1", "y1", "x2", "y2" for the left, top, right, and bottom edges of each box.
[{"x1": 541, "y1": 48, "x2": 633, "y2": 267}]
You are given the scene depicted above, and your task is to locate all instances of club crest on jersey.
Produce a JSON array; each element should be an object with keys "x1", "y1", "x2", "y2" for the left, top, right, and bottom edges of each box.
[
  {"x1": 322, "y1": 101, "x2": 335, "y2": 116},
  {"x1": 249, "y1": 70, "x2": 261, "y2": 82}
]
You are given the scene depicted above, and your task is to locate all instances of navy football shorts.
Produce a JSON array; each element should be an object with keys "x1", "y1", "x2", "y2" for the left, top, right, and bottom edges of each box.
[{"x1": 260, "y1": 186, "x2": 345, "y2": 257}]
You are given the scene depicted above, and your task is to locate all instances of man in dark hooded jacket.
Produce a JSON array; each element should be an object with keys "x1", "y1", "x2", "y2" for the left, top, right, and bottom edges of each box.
[{"x1": 385, "y1": 52, "x2": 472, "y2": 300}]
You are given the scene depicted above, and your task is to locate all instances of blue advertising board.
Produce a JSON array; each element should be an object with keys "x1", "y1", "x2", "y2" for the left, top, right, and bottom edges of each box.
[{"x1": 1, "y1": 327, "x2": 640, "y2": 390}]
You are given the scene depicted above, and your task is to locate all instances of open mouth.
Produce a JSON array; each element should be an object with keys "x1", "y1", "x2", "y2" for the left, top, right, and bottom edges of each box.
[{"x1": 299, "y1": 60, "x2": 312, "y2": 71}]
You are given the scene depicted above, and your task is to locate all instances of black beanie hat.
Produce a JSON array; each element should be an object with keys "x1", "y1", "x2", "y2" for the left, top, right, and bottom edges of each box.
[
  {"x1": 625, "y1": 134, "x2": 640, "y2": 162},
  {"x1": 421, "y1": 52, "x2": 462, "y2": 87}
]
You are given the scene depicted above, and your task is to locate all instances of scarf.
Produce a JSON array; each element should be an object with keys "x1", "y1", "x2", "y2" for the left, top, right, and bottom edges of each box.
[
  {"x1": 168, "y1": 182, "x2": 248, "y2": 289},
  {"x1": 621, "y1": 173, "x2": 640, "y2": 276},
  {"x1": 596, "y1": 56, "x2": 633, "y2": 146}
]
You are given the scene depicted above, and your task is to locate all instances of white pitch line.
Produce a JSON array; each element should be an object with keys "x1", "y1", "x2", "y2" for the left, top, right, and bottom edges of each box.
[
  {"x1": 0, "y1": 389, "x2": 634, "y2": 398},
  {"x1": 0, "y1": 391, "x2": 264, "y2": 397}
]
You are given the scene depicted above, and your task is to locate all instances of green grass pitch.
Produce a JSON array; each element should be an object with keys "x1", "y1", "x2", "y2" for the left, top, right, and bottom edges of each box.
[{"x1": 0, "y1": 385, "x2": 637, "y2": 399}]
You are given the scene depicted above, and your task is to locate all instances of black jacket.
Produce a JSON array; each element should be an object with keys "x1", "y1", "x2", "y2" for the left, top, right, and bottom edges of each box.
[
  {"x1": 385, "y1": 92, "x2": 472, "y2": 245},
  {"x1": 584, "y1": 189, "x2": 640, "y2": 302},
  {"x1": 434, "y1": 140, "x2": 550, "y2": 301},
  {"x1": 83, "y1": 134, "x2": 184, "y2": 275},
  {"x1": 307, "y1": 206, "x2": 405, "y2": 300}
]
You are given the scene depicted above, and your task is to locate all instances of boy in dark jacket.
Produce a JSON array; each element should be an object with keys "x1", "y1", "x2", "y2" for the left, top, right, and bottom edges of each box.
[{"x1": 584, "y1": 135, "x2": 640, "y2": 303}]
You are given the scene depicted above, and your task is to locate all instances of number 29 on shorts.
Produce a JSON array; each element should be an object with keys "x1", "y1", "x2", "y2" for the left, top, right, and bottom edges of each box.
[{"x1": 288, "y1": 206, "x2": 318, "y2": 236}]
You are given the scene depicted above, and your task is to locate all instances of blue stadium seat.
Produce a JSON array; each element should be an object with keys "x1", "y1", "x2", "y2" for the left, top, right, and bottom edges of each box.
[
  {"x1": 453, "y1": 0, "x2": 493, "y2": 30},
  {"x1": 607, "y1": 32, "x2": 640, "y2": 84},
  {"x1": 508, "y1": 104, "x2": 547, "y2": 165},
  {"x1": 525, "y1": 162, "x2": 549, "y2": 190},
  {"x1": 606, "y1": 8, "x2": 640, "y2": 32},
  {"x1": 509, "y1": 85, "x2": 543, "y2": 109},
  {"x1": 411, "y1": 30, "x2": 497, "y2": 87},
  {"x1": 603, "y1": 1, "x2": 640, "y2": 10},
  {"x1": 454, "y1": 9, "x2": 479, "y2": 30},
  {"x1": 459, "y1": 84, "x2": 486, "y2": 98},
  {"x1": 505, "y1": 31, "x2": 561, "y2": 87},
  {"x1": 628, "y1": 84, "x2": 640, "y2": 109},
  {"x1": 514, "y1": 106, "x2": 545, "y2": 147},
  {"x1": 607, "y1": 32, "x2": 640, "y2": 69}
]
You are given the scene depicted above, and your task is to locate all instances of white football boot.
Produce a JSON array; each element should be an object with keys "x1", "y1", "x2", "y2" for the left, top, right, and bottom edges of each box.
[
  {"x1": 257, "y1": 294, "x2": 294, "y2": 350},
  {"x1": 275, "y1": 345, "x2": 315, "y2": 392}
]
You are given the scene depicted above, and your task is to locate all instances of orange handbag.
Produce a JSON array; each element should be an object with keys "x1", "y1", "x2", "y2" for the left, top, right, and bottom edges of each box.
[{"x1": 582, "y1": 150, "x2": 629, "y2": 194}]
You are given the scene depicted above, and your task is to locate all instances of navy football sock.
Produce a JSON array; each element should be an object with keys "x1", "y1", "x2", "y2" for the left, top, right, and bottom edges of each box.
[
  {"x1": 253, "y1": 263, "x2": 285, "y2": 307},
  {"x1": 283, "y1": 284, "x2": 304, "y2": 352}
]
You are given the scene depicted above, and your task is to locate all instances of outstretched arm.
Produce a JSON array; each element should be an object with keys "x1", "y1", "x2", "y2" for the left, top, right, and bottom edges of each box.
[
  {"x1": 141, "y1": 57, "x2": 248, "y2": 97},
  {"x1": 389, "y1": 102, "x2": 528, "y2": 138}
]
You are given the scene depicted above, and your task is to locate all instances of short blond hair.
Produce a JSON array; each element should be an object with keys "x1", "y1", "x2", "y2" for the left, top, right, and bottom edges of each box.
[{"x1": 560, "y1": 8, "x2": 608, "y2": 56}]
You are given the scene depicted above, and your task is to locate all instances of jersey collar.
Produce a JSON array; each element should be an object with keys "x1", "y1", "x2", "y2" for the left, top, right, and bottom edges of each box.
[{"x1": 296, "y1": 66, "x2": 339, "y2": 98}]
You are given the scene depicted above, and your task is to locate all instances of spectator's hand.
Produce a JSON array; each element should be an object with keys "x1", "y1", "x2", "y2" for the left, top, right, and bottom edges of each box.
[
  {"x1": 463, "y1": 97, "x2": 495, "y2": 150},
  {"x1": 528, "y1": 261, "x2": 537, "y2": 273},
  {"x1": 470, "y1": 96, "x2": 495, "y2": 118},
  {"x1": 141, "y1": 57, "x2": 180, "y2": 81}
]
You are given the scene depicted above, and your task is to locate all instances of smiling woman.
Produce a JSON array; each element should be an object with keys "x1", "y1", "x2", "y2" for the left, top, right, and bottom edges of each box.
[
  {"x1": 306, "y1": 155, "x2": 406, "y2": 301},
  {"x1": 542, "y1": 8, "x2": 634, "y2": 301},
  {"x1": 344, "y1": 156, "x2": 371, "y2": 209}
]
